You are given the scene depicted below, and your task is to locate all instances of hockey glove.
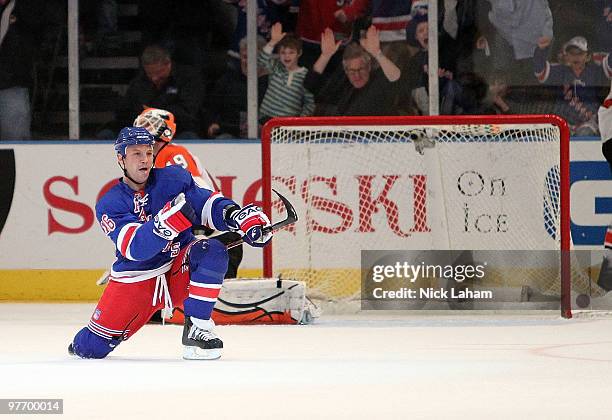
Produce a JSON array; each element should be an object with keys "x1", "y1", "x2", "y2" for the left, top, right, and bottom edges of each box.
[
  {"x1": 153, "y1": 193, "x2": 196, "y2": 240},
  {"x1": 227, "y1": 204, "x2": 272, "y2": 248}
]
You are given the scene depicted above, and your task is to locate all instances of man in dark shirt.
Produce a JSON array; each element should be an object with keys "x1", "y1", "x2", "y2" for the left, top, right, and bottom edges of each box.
[
  {"x1": 116, "y1": 45, "x2": 204, "y2": 138},
  {"x1": 304, "y1": 26, "x2": 401, "y2": 116}
]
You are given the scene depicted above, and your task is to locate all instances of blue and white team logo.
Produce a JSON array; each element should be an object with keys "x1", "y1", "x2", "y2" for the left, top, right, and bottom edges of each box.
[
  {"x1": 93, "y1": 308, "x2": 102, "y2": 320},
  {"x1": 249, "y1": 226, "x2": 262, "y2": 241}
]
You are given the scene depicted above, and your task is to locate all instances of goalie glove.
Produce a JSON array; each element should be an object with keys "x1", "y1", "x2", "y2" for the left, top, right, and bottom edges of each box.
[
  {"x1": 226, "y1": 204, "x2": 272, "y2": 248},
  {"x1": 153, "y1": 193, "x2": 196, "y2": 240}
]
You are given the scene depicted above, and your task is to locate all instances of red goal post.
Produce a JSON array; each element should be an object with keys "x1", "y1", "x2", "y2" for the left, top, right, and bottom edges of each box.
[{"x1": 261, "y1": 115, "x2": 572, "y2": 318}]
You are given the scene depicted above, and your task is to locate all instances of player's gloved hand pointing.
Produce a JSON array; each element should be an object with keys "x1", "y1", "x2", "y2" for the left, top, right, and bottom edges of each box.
[
  {"x1": 227, "y1": 204, "x2": 272, "y2": 248},
  {"x1": 153, "y1": 193, "x2": 196, "y2": 240}
]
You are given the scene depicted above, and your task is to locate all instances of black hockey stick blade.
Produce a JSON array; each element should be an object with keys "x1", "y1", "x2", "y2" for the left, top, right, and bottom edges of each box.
[{"x1": 226, "y1": 189, "x2": 298, "y2": 250}]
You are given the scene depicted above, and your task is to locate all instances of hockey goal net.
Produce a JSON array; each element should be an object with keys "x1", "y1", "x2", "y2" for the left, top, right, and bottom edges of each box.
[{"x1": 261, "y1": 115, "x2": 576, "y2": 318}]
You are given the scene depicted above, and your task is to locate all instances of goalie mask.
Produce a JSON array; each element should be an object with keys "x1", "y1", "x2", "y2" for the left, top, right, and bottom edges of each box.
[{"x1": 133, "y1": 108, "x2": 176, "y2": 143}]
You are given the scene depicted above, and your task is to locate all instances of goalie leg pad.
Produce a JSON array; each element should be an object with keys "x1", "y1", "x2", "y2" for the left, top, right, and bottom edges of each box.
[
  {"x1": 183, "y1": 239, "x2": 228, "y2": 320},
  {"x1": 70, "y1": 327, "x2": 120, "y2": 359}
]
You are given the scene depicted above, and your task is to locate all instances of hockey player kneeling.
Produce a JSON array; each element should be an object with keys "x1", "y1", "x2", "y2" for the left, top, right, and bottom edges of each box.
[{"x1": 68, "y1": 127, "x2": 272, "y2": 360}]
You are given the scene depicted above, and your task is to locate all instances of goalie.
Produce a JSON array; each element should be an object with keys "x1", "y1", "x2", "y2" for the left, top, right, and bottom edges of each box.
[{"x1": 68, "y1": 127, "x2": 272, "y2": 360}]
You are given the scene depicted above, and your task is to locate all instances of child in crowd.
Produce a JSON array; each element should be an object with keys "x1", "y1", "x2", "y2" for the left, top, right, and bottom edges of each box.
[
  {"x1": 534, "y1": 35, "x2": 611, "y2": 135},
  {"x1": 258, "y1": 22, "x2": 315, "y2": 122}
]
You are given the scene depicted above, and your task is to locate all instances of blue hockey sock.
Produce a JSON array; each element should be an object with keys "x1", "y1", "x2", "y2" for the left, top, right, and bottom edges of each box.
[{"x1": 183, "y1": 239, "x2": 228, "y2": 320}]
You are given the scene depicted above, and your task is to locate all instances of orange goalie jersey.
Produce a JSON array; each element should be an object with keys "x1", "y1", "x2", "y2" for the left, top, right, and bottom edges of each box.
[
  {"x1": 155, "y1": 144, "x2": 218, "y2": 191},
  {"x1": 155, "y1": 143, "x2": 202, "y2": 175}
]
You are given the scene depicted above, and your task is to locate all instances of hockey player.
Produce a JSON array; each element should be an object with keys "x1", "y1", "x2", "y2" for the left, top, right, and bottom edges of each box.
[
  {"x1": 133, "y1": 107, "x2": 243, "y2": 280},
  {"x1": 134, "y1": 107, "x2": 243, "y2": 325},
  {"x1": 69, "y1": 126, "x2": 272, "y2": 360}
]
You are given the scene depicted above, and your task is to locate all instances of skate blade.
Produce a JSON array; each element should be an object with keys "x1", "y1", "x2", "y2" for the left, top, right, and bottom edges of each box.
[{"x1": 183, "y1": 346, "x2": 222, "y2": 360}]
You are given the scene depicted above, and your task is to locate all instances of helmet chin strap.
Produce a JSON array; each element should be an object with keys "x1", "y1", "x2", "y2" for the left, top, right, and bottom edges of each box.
[{"x1": 153, "y1": 140, "x2": 169, "y2": 166}]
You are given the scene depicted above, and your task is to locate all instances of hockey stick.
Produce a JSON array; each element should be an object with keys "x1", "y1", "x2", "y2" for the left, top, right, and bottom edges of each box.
[{"x1": 225, "y1": 189, "x2": 298, "y2": 250}]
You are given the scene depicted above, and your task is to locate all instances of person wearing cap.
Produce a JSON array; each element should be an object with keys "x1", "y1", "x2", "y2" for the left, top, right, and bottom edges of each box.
[{"x1": 534, "y1": 35, "x2": 611, "y2": 135}]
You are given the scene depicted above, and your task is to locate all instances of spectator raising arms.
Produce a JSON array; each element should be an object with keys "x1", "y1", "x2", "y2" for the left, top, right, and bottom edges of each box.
[
  {"x1": 258, "y1": 23, "x2": 315, "y2": 122},
  {"x1": 305, "y1": 26, "x2": 401, "y2": 116}
]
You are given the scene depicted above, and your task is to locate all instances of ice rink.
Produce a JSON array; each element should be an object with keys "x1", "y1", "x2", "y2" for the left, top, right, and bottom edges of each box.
[{"x1": 1, "y1": 303, "x2": 612, "y2": 419}]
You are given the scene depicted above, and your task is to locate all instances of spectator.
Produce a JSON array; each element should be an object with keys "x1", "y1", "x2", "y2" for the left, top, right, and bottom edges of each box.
[
  {"x1": 304, "y1": 26, "x2": 401, "y2": 116},
  {"x1": 296, "y1": 0, "x2": 354, "y2": 68},
  {"x1": 534, "y1": 35, "x2": 611, "y2": 135},
  {"x1": 479, "y1": 0, "x2": 553, "y2": 85},
  {"x1": 406, "y1": 13, "x2": 460, "y2": 115},
  {"x1": 225, "y1": 0, "x2": 297, "y2": 60},
  {"x1": 334, "y1": 0, "x2": 411, "y2": 44},
  {"x1": 206, "y1": 36, "x2": 269, "y2": 138},
  {"x1": 0, "y1": 0, "x2": 43, "y2": 140},
  {"x1": 334, "y1": 0, "x2": 413, "y2": 69},
  {"x1": 258, "y1": 22, "x2": 314, "y2": 122},
  {"x1": 112, "y1": 45, "x2": 204, "y2": 139}
]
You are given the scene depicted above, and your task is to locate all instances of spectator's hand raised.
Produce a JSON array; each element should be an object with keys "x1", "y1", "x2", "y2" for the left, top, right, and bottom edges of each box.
[
  {"x1": 270, "y1": 22, "x2": 286, "y2": 46},
  {"x1": 360, "y1": 26, "x2": 382, "y2": 57},
  {"x1": 320, "y1": 28, "x2": 341, "y2": 58},
  {"x1": 537, "y1": 36, "x2": 552, "y2": 49}
]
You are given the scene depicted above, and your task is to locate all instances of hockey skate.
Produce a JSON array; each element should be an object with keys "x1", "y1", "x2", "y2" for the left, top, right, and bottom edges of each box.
[{"x1": 182, "y1": 317, "x2": 223, "y2": 360}]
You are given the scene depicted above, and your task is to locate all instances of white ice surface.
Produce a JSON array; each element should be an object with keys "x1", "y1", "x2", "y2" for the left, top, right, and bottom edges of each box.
[{"x1": 1, "y1": 303, "x2": 612, "y2": 419}]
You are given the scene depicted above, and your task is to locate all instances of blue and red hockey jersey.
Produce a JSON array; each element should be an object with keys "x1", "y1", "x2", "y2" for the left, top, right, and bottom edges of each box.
[{"x1": 95, "y1": 165, "x2": 237, "y2": 283}]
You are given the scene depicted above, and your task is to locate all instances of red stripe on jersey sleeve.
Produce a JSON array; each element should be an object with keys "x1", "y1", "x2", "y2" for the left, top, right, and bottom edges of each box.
[
  {"x1": 120, "y1": 225, "x2": 138, "y2": 257},
  {"x1": 189, "y1": 284, "x2": 221, "y2": 299}
]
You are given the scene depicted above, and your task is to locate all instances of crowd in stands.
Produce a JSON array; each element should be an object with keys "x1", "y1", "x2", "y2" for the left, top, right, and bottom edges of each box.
[{"x1": 1, "y1": 0, "x2": 611, "y2": 140}]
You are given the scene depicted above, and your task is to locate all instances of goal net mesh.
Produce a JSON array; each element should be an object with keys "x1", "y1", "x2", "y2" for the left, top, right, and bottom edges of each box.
[{"x1": 264, "y1": 120, "x2": 591, "y2": 307}]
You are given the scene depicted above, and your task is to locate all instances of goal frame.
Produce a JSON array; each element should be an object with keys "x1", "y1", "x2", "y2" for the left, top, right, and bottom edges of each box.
[{"x1": 261, "y1": 114, "x2": 571, "y2": 318}]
